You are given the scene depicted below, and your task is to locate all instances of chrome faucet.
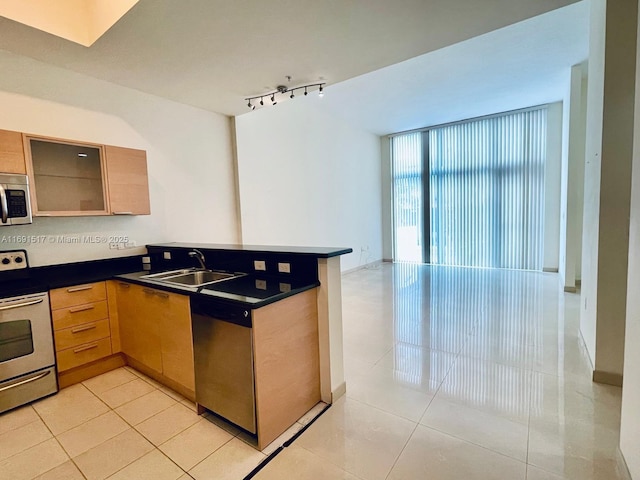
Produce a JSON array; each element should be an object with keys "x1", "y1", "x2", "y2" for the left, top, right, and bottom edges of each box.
[{"x1": 188, "y1": 249, "x2": 207, "y2": 270}]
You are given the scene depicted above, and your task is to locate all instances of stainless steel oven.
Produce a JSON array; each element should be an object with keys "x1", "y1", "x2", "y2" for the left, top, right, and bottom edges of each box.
[
  {"x1": 0, "y1": 251, "x2": 57, "y2": 413},
  {"x1": 0, "y1": 173, "x2": 32, "y2": 226}
]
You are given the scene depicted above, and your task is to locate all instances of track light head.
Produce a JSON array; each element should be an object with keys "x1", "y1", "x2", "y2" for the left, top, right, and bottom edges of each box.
[
  {"x1": 304, "y1": 87, "x2": 308, "y2": 96},
  {"x1": 271, "y1": 94, "x2": 277, "y2": 105},
  {"x1": 247, "y1": 100, "x2": 253, "y2": 109},
  {"x1": 318, "y1": 85, "x2": 324, "y2": 98},
  {"x1": 260, "y1": 97, "x2": 264, "y2": 106},
  {"x1": 290, "y1": 91, "x2": 295, "y2": 99}
]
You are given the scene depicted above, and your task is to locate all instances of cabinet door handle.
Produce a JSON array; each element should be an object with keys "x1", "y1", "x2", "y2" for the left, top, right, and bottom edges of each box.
[
  {"x1": 154, "y1": 291, "x2": 169, "y2": 299},
  {"x1": 118, "y1": 282, "x2": 131, "y2": 288},
  {"x1": 69, "y1": 304, "x2": 95, "y2": 313},
  {"x1": 73, "y1": 342, "x2": 98, "y2": 353},
  {"x1": 143, "y1": 288, "x2": 156, "y2": 295},
  {"x1": 67, "y1": 285, "x2": 93, "y2": 293},
  {"x1": 112, "y1": 211, "x2": 133, "y2": 215},
  {"x1": 71, "y1": 323, "x2": 97, "y2": 334}
]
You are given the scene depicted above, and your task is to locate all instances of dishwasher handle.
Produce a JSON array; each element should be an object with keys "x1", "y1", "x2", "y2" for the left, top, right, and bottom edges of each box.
[{"x1": 190, "y1": 298, "x2": 252, "y2": 328}]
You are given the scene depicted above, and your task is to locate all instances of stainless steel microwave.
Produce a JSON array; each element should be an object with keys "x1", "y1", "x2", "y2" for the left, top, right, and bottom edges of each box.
[{"x1": 0, "y1": 173, "x2": 32, "y2": 226}]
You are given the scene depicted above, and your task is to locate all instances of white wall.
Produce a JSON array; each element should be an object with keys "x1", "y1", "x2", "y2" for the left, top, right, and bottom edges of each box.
[
  {"x1": 620, "y1": 5, "x2": 640, "y2": 476},
  {"x1": 0, "y1": 49, "x2": 239, "y2": 266},
  {"x1": 544, "y1": 102, "x2": 563, "y2": 272},
  {"x1": 234, "y1": 98, "x2": 382, "y2": 272},
  {"x1": 581, "y1": 0, "x2": 637, "y2": 380},
  {"x1": 558, "y1": 63, "x2": 587, "y2": 290}
]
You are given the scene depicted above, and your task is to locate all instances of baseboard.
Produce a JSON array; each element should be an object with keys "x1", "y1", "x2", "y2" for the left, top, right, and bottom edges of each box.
[
  {"x1": 342, "y1": 259, "x2": 382, "y2": 275},
  {"x1": 593, "y1": 370, "x2": 623, "y2": 387},
  {"x1": 382, "y1": 258, "x2": 393, "y2": 263},
  {"x1": 617, "y1": 447, "x2": 633, "y2": 480},
  {"x1": 332, "y1": 381, "x2": 346, "y2": 402},
  {"x1": 58, "y1": 353, "x2": 126, "y2": 389},
  {"x1": 564, "y1": 286, "x2": 577, "y2": 293},
  {"x1": 543, "y1": 267, "x2": 559, "y2": 273}
]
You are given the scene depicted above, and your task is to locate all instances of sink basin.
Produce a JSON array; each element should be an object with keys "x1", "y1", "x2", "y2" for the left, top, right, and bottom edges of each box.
[{"x1": 141, "y1": 269, "x2": 244, "y2": 287}]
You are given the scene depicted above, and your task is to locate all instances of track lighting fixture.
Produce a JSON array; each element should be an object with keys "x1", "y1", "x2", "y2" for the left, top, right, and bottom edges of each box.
[{"x1": 245, "y1": 81, "x2": 326, "y2": 110}]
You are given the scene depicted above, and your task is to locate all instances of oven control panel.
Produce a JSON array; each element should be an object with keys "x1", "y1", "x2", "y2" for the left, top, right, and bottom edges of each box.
[{"x1": 0, "y1": 250, "x2": 28, "y2": 272}]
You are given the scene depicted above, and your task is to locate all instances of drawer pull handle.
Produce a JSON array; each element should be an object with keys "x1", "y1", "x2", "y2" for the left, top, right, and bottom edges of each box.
[
  {"x1": 73, "y1": 343, "x2": 98, "y2": 353},
  {"x1": 155, "y1": 291, "x2": 169, "y2": 299},
  {"x1": 112, "y1": 211, "x2": 133, "y2": 215},
  {"x1": 69, "y1": 305, "x2": 95, "y2": 313},
  {"x1": 143, "y1": 288, "x2": 156, "y2": 295},
  {"x1": 118, "y1": 282, "x2": 131, "y2": 288},
  {"x1": 67, "y1": 285, "x2": 93, "y2": 293},
  {"x1": 71, "y1": 324, "x2": 97, "y2": 334}
]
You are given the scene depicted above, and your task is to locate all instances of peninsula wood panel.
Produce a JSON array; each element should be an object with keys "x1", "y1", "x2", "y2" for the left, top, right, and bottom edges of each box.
[
  {"x1": 252, "y1": 288, "x2": 320, "y2": 449},
  {"x1": 0, "y1": 129, "x2": 26, "y2": 174},
  {"x1": 104, "y1": 145, "x2": 150, "y2": 215}
]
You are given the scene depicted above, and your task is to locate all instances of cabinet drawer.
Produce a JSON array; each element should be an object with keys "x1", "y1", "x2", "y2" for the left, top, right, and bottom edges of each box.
[
  {"x1": 52, "y1": 300, "x2": 109, "y2": 330},
  {"x1": 54, "y1": 318, "x2": 111, "y2": 352},
  {"x1": 50, "y1": 282, "x2": 107, "y2": 310},
  {"x1": 56, "y1": 337, "x2": 112, "y2": 372}
]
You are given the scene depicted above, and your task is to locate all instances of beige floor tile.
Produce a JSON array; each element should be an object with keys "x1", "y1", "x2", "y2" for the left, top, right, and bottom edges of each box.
[
  {"x1": 33, "y1": 384, "x2": 109, "y2": 435},
  {"x1": 82, "y1": 368, "x2": 137, "y2": 395},
  {"x1": 420, "y1": 397, "x2": 529, "y2": 462},
  {"x1": 295, "y1": 396, "x2": 416, "y2": 480},
  {"x1": 177, "y1": 475, "x2": 192, "y2": 480},
  {"x1": 159, "y1": 418, "x2": 233, "y2": 470},
  {"x1": 437, "y1": 356, "x2": 531, "y2": 424},
  {"x1": 135, "y1": 403, "x2": 201, "y2": 445},
  {"x1": 346, "y1": 366, "x2": 435, "y2": 422},
  {"x1": 387, "y1": 425, "x2": 526, "y2": 480},
  {"x1": 254, "y1": 445, "x2": 360, "y2": 480},
  {"x1": 527, "y1": 418, "x2": 626, "y2": 479},
  {"x1": 73, "y1": 428, "x2": 154, "y2": 480},
  {"x1": 98, "y1": 378, "x2": 156, "y2": 409},
  {"x1": 0, "y1": 418, "x2": 52, "y2": 461},
  {"x1": 256, "y1": 421, "x2": 304, "y2": 456},
  {"x1": 34, "y1": 460, "x2": 85, "y2": 480},
  {"x1": 115, "y1": 390, "x2": 176, "y2": 425},
  {"x1": 375, "y1": 344, "x2": 459, "y2": 383},
  {"x1": 180, "y1": 398, "x2": 197, "y2": 412},
  {"x1": 189, "y1": 438, "x2": 265, "y2": 480},
  {"x1": 57, "y1": 411, "x2": 129, "y2": 458},
  {"x1": 158, "y1": 385, "x2": 187, "y2": 402},
  {"x1": 106, "y1": 449, "x2": 184, "y2": 480},
  {"x1": 0, "y1": 438, "x2": 68, "y2": 480},
  {"x1": 0, "y1": 405, "x2": 40, "y2": 435},
  {"x1": 526, "y1": 465, "x2": 566, "y2": 480}
]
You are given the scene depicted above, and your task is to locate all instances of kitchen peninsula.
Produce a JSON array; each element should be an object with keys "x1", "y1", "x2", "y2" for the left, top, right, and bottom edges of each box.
[{"x1": 5, "y1": 242, "x2": 351, "y2": 450}]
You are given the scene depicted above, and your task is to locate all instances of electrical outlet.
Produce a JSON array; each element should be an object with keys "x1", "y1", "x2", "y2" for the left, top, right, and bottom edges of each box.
[
  {"x1": 255, "y1": 279, "x2": 267, "y2": 290},
  {"x1": 279, "y1": 282, "x2": 291, "y2": 293},
  {"x1": 278, "y1": 262, "x2": 291, "y2": 273},
  {"x1": 163, "y1": 251, "x2": 172, "y2": 260},
  {"x1": 254, "y1": 260, "x2": 266, "y2": 271},
  {"x1": 142, "y1": 256, "x2": 151, "y2": 264}
]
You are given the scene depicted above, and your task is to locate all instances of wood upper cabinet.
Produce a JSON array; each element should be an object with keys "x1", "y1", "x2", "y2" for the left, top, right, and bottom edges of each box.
[
  {"x1": 104, "y1": 146, "x2": 151, "y2": 215},
  {"x1": 115, "y1": 281, "x2": 194, "y2": 391},
  {"x1": 0, "y1": 129, "x2": 27, "y2": 174}
]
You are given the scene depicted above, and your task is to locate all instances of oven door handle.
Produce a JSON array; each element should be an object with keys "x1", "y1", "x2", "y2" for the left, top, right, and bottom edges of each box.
[
  {"x1": 0, "y1": 298, "x2": 44, "y2": 311},
  {"x1": 0, "y1": 370, "x2": 51, "y2": 393},
  {"x1": 0, "y1": 184, "x2": 8, "y2": 224}
]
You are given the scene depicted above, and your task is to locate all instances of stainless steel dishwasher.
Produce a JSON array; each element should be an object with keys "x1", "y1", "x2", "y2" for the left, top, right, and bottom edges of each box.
[{"x1": 190, "y1": 296, "x2": 256, "y2": 433}]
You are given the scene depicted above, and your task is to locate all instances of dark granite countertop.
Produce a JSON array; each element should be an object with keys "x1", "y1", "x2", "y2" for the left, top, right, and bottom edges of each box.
[
  {"x1": 115, "y1": 270, "x2": 319, "y2": 308},
  {"x1": 147, "y1": 242, "x2": 352, "y2": 258}
]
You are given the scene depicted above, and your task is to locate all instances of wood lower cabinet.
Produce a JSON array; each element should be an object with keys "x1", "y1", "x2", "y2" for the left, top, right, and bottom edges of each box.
[
  {"x1": 115, "y1": 281, "x2": 194, "y2": 394},
  {"x1": 50, "y1": 282, "x2": 116, "y2": 376},
  {"x1": 0, "y1": 129, "x2": 27, "y2": 174}
]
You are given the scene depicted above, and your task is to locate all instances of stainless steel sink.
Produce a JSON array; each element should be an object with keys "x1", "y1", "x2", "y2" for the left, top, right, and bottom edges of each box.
[{"x1": 141, "y1": 269, "x2": 243, "y2": 287}]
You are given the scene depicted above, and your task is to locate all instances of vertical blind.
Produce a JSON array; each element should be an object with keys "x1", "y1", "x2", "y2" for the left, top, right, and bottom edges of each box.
[{"x1": 392, "y1": 107, "x2": 547, "y2": 270}]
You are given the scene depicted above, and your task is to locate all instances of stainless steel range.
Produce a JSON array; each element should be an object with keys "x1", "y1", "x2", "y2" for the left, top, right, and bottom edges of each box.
[{"x1": 0, "y1": 250, "x2": 57, "y2": 413}]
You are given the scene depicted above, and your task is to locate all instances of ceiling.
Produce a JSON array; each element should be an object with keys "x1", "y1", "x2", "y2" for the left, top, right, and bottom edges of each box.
[
  {"x1": 0, "y1": 0, "x2": 581, "y2": 118},
  {"x1": 319, "y1": 1, "x2": 589, "y2": 135}
]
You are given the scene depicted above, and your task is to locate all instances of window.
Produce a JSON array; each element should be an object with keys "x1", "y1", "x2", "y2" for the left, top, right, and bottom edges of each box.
[{"x1": 392, "y1": 107, "x2": 547, "y2": 270}]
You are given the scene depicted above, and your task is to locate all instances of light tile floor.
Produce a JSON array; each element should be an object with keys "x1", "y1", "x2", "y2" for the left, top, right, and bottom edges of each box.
[
  {"x1": 256, "y1": 263, "x2": 629, "y2": 480},
  {"x1": 0, "y1": 364, "x2": 321, "y2": 480},
  {"x1": 0, "y1": 264, "x2": 630, "y2": 479}
]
